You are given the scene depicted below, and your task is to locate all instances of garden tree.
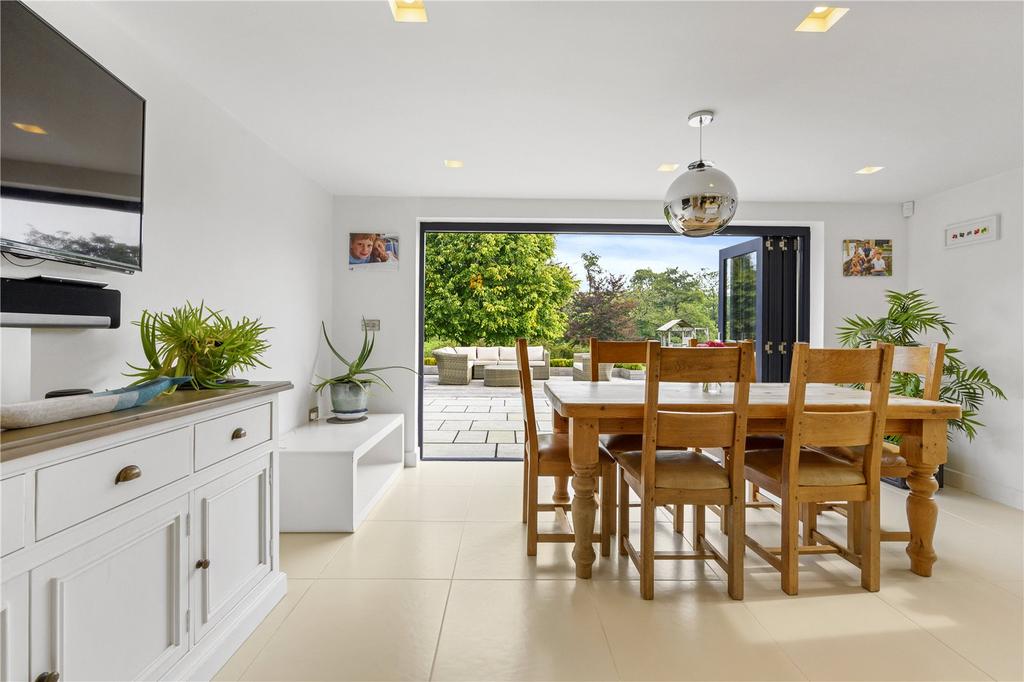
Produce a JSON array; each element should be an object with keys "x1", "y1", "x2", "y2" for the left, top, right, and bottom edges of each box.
[
  {"x1": 565, "y1": 252, "x2": 638, "y2": 343},
  {"x1": 629, "y1": 267, "x2": 719, "y2": 339},
  {"x1": 423, "y1": 233, "x2": 576, "y2": 345}
]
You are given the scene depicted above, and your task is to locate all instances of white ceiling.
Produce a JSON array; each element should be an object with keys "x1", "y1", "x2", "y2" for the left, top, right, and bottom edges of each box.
[{"x1": 99, "y1": 1, "x2": 1022, "y2": 203}]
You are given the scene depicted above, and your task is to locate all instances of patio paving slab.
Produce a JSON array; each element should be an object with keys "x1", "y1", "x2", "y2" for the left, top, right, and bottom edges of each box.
[
  {"x1": 496, "y1": 444, "x2": 524, "y2": 459},
  {"x1": 454, "y1": 431, "x2": 488, "y2": 443},
  {"x1": 423, "y1": 431, "x2": 457, "y2": 443},
  {"x1": 470, "y1": 420, "x2": 525, "y2": 431},
  {"x1": 487, "y1": 431, "x2": 517, "y2": 443},
  {"x1": 437, "y1": 420, "x2": 472, "y2": 431}
]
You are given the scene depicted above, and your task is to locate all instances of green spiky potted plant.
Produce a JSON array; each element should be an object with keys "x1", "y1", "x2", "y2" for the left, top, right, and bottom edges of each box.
[
  {"x1": 126, "y1": 301, "x2": 271, "y2": 392},
  {"x1": 314, "y1": 322, "x2": 415, "y2": 421},
  {"x1": 837, "y1": 290, "x2": 1005, "y2": 447}
]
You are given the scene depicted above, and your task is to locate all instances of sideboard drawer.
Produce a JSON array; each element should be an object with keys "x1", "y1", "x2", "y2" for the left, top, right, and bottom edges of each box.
[
  {"x1": 36, "y1": 427, "x2": 192, "y2": 539},
  {"x1": 1, "y1": 474, "x2": 26, "y2": 556},
  {"x1": 194, "y1": 402, "x2": 272, "y2": 470}
]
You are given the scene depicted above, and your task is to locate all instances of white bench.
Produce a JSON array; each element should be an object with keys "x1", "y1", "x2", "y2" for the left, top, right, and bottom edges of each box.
[{"x1": 279, "y1": 413, "x2": 404, "y2": 532}]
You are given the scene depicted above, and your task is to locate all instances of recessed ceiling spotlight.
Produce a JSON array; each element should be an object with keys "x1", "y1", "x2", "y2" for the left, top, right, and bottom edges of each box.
[
  {"x1": 855, "y1": 166, "x2": 885, "y2": 175},
  {"x1": 12, "y1": 122, "x2": 47, "y2": 135},
  {"x1": 795, "y1": 6, "x2": 848, "y2": 32},
  {"x1": 443, "y1": 159, "x2": 464, "y2": 169},
  {"x1": 657, "y1": 163, "x2": 680, "y2": 172},
  {"x1": 388, "y1": 0, "x2": 427, "y2": 23}
]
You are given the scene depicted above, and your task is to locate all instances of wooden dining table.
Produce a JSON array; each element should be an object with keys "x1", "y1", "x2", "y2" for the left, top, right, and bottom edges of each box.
[{"x1": 543, "y1": 380, "x2": 962, "y2": 580}]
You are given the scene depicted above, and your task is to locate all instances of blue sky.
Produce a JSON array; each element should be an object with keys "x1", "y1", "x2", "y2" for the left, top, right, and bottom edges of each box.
[{"x1": 554, "y1": 233, "x2": 750, "y2": 286}]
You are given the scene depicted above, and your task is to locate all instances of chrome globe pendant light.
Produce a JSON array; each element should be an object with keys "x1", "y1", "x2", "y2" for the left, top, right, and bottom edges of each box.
[{"x1": 663, "y1": 110, "x2": 739, "y2": 237}]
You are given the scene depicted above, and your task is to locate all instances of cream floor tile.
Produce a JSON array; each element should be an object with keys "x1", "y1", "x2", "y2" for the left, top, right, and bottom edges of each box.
[
  {"x1": 744, "y1": 592, "x2": 991, "y2": 681},
  {"x1": 278, "y1": 533, "x2": 349, "y2": 578},
  {"x1": 241, "y1": 579, "x2": 450, "y2": 681},
  {"x1": 368, "y1": 484, "x2": 472, "y2": 521},
  {"x1": 319, "y1": 520, "x2": 464, "y2": 580},
  {"x1": 590, "y1": 580, "x2": 805, "y2": 680},
  {"x1": 474, "y1": 461, "x2": 530, "y2": 485},
  {"x1": 213, "y1": 579, "x2": 313, "y2": 681},
  {"x1": 994, "y1": 580, "x2": 1023, "y2": 597},
  {"x1": 467, "y1": 484, "x2": 527, "y2": 522},
  {"x1": 877, "y1": 579, "x2": 1024, "y2": 681},
  {"x1": 591, "y1": 522, "x2": 724, "y2": 583},
  {"x1": 931, "y1": 487, "x2": 1024, "y2": 541},
  {"x1": 453, "y1": 521, "x2": 579, "y2": 580},
  {"x1": 397, "y1": 461, "x2": 482, "y2": 487},
  {"x1": 431, "y1": 580, "x2": 617, "y2": 681}
]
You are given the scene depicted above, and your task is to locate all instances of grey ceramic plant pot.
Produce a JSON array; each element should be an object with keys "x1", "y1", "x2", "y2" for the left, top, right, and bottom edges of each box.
[{"x1": 330, "y1": 382, "x2": 368, "y2": 421}]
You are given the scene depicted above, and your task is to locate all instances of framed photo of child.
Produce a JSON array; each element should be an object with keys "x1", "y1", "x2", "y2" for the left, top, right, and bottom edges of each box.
[
  {"x1": 349, "y1": 232, "x2": 399, "y2": 271},
  {"x1": 842, "y1": 239, "x2": 892, "y2": 277}
]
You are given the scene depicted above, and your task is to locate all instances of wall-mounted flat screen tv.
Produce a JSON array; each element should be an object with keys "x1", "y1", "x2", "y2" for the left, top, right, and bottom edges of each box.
[{"x1": 1, "y1": 1, "x2": 145, "y2": 273}]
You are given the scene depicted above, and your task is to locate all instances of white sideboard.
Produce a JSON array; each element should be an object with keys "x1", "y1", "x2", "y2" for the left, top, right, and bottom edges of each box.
[{"x1": 0, "y1": 381, "x2": 292, "y2": 682}]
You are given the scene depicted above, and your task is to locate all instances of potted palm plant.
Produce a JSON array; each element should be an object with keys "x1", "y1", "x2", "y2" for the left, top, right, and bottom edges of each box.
[
  {"x1": 314, "y1": 322, "x2": 415, "y2": 421},
  {"x1": 837, "y1": 290, "x2": 1005, "y2": 442}
]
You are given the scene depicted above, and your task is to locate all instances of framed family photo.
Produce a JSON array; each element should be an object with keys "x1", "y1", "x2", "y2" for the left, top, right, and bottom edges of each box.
[
  {"x1": 842, "y1": 239, "x2": 892, "y2": 277},
  {"x1": 348, "y1": 232, "x2": 399, "y2": 271}
]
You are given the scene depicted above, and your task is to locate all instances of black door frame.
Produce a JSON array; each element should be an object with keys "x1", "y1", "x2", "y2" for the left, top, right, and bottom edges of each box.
[{"x1": 417, "y1": 221, "x2": 811, "y2": 458}]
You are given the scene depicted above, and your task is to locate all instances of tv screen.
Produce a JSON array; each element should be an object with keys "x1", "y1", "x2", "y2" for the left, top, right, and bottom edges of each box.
[{"x1": 0, "y1": 2, "x2": 145, "y2": 273}]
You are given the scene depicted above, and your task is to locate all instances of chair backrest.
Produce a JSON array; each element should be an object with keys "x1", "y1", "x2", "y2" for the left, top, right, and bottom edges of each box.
[
  {"x1": 783, "y1": 342, "x2": 895, "y2": 485},
  {"x1": 589, "y1": 337, "x2": 647, "y2": 381},
  {"x1": 892, "y1": 342, "x2": 945, "y2": 401},
  {"x1": 515, "y1": 338, "x2": 540, "y2": 466},
  {"x1": 640, "y1": 340, "x2": 754, "y2": 490}
]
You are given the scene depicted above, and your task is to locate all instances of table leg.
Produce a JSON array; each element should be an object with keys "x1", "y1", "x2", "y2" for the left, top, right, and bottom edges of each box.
[
  {"x1": 902, "y1": 420, "x2": 945, "y2": 577},
  {"x1": 553, "y1": 476, "x2": 571, "y2": 505},
  {"x1": 569, "y1": 417, "x2": 600, "y2": 579},
  {"x1": 906, "y1": 465, "x2": 939, "y2": 576}
]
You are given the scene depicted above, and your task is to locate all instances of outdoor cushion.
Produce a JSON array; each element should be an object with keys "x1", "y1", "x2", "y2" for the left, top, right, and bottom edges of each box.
[
  {"x1": 527, "y1": 346, "x2": 544, "y2": 361},
  {"x1": 435, "y1": 346, "x2": 456, "y2": 355},
  {"x1": 455, "y1": 347, "x2": 477, "y2": 358},
  {"x1": 498, "y1": 346, "x2": 517, "y2": 361},
  {"x1": 477, "y1": 346, "x2": 500, "y2": 361},
  {"x1": 745, "y1": 449, "x2": 866, "y2": 487},
  {"x1": 616, "y1": 449, "x2": 729, "y2": 490}
]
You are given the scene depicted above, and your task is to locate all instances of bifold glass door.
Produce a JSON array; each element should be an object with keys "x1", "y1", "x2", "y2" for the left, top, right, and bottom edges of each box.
[{"x1": 719, "y1": 235, "x2": 807, "y2": 382}]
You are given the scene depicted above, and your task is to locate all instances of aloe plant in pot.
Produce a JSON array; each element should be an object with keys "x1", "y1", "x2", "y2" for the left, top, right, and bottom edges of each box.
[{"x1": 314, "y1": 322, "x2": 415, "y2": 421}]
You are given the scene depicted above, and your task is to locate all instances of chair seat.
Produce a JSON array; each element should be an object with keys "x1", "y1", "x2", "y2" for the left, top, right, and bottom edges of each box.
[
  {"x1": 745, "y1": 448, "x2": 866, "y2": 487},
  {"x1": 601, "y1": 433, "x2": 644, "y2": 454},
  {"x1": 811, "y1": 442, "x2": 907, "y2": 470},
  {"x1": 536, "y1": 433, "x2": 612, "y2": 467},
  {"x1": 616, "y1": 450, "x2": 729, "y2": 490},
  {"x1": 745, "y1": 434, "x2": 784, "y2": 450}
]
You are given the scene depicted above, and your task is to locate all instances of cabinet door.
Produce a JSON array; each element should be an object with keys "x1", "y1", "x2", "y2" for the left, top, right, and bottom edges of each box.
[
  {"x1": 191, "y1": 454, "x2": 271, "y2": 644},
  {"x1": 1, "y1": 574, "x2": 29, "y2": 682},
  {"x1": 29, "y1": 496, "x2": 189, "y2": 682}
]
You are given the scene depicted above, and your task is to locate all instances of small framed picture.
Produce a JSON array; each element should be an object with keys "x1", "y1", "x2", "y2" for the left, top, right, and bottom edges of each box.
[
  {"x1": 349, "y1": 232, "x2": 399, "y2": 271},
  {"x1": 945, "y1": 215, "x2": 1000, "y2": 249},
  {"x1": 842, "y1": 239, "x2": 892, "y2": 277}
]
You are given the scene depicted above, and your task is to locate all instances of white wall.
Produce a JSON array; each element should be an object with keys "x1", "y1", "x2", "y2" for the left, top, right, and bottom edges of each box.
[
  {"x1": 1, "y1": 2, "x2": 333, "y2": 431},
  {"x1": 331, "y1": 196, "x2": 906, "y2": 461},
  {"x1": 906, "y1": 168, "x2": 1024, "y2": 508}
]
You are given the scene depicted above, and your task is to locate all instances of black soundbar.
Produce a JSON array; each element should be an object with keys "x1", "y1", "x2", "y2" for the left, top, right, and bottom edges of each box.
[{"x1": 0, "y1": 277, "x2": 121, "y2": 328}]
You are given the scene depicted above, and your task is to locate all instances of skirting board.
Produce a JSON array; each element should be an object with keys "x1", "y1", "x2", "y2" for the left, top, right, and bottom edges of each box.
[
  {"x1": 165, "y1": 571, "x2": 288, "y2": 681},
  {"x1": 943, "y1": 467, "x2": 1024, "y2": 510}
]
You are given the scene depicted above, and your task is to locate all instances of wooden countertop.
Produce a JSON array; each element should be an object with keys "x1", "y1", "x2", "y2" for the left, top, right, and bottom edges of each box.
[{"x1": 1, "y1": 381, "x2": 293, "y2": 463}]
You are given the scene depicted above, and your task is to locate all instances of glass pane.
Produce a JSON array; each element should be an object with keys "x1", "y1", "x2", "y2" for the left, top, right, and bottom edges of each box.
[{"x1": 724, "y1": 251, "x2": 757, "y2": 342}]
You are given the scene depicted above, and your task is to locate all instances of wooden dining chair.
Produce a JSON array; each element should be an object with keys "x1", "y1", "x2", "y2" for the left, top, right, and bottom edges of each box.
[
  {"x1": 743, "y1": 342, "x2": 895, "y2": 595},
  {"x1": 616, "y1": 340, "x2": 754, "y2": 600},
  {"x1": 812, "y1": 343, "x2": 945, "y2": 549},
  {"x1": 516, "y1": 339, "x2": 618, "y2": 557},
  {"x1": 590, "y1": 337, "x2": 689, "y2": 533}
]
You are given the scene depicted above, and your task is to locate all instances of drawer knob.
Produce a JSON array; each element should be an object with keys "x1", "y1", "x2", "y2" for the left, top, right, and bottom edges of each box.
[
  {"x1": 196, "y1": 559, "x2": 211, "y2": 569},
  {"x1": 114, "y1": 465, "x2": 142, "y2": 484},
  {"x1": 35, "y1": 673, "x2": 60, "y2": 682},
  {"x1": 231, "y1": 427, "x2": 247, "y2": 440}
]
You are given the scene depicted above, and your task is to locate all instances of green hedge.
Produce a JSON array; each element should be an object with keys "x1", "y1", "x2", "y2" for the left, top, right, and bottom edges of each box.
[
  {"x1": 614, "y1": 363, "x2": 645, "y2": 370},
  {"x1": 550, "y1": 358, "x2": 574, "y2": 368},
  {"x1": 423, "y1": 357, "x2": 437, "y2": 366}
]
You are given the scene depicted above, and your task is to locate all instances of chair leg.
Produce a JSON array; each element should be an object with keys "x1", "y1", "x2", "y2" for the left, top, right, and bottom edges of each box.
[
  {"x1": 673, "y1": 504, "x2": 685, "y2": 534},
  {"x1": 781, "y1": 493, "x2": 799, "y2": 596},
  {"x1": 600, "y1": 464, "x2": 613, "y2": 557},
  {"x1": 727, "y1": 502, "x2": 745, "y2": 600},
  {"x1": 802, "y1": 502, "x2": 818, "y2": 545},
  {"x1": 695, "y1": 505, "x2": 706, "y2": 548},
  {"x1": 527, "y1": 469, "x2": 539, "y2": 557},
  {"x1": 751, "y1": 483, "x2": 761, "y2": 501},
  {"x1": 848, "y1": 501, "x2": 863, "y2": 555},
  {"x1": 521, "y1": 459, "x2": 529, "y2": 525},
  {"x1": 640, "y1": 496, "x2": 656, "y2": 600},
  {"x1": 861, "y1": 495, "x2": 881, "y2": 592},
  {"x1": 618, "y1": 467, "x2": 629, "y2": 556}
]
